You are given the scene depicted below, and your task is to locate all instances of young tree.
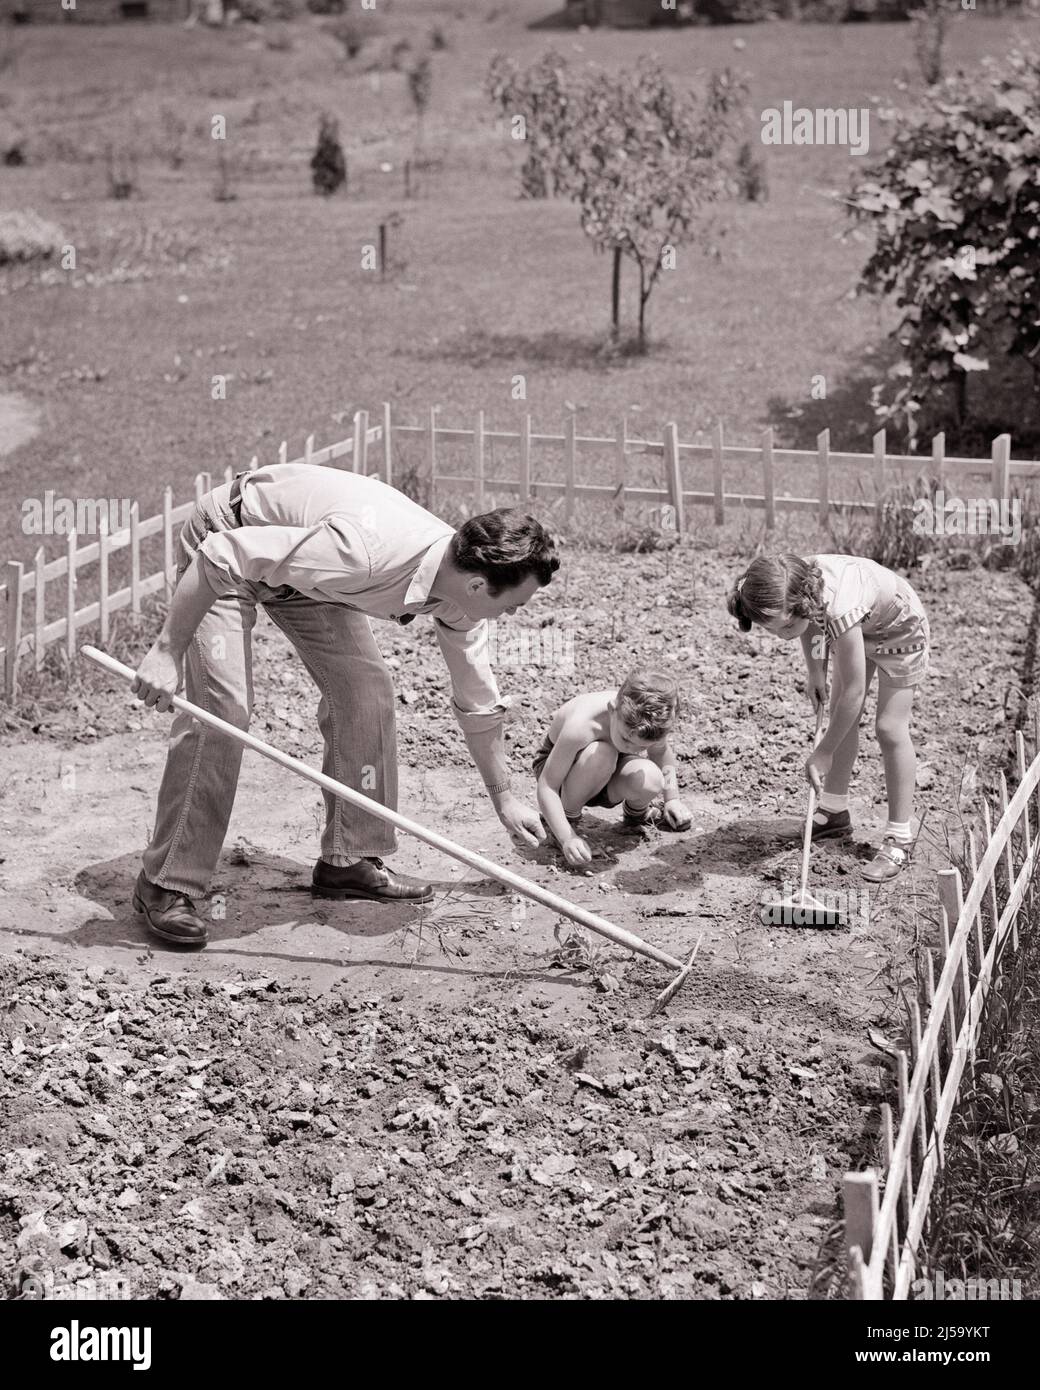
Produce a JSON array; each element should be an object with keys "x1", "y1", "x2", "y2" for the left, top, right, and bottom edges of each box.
[
  {"x1": 408, "y1": 55, "x2": 433, "y2": 150},
  {"x1": 311, "y1": 113, "x2": 347, "y2": 196},
  {"x1": 486, "y1": 52, "x2": 746, "y2": 350},
  {"x1": 849, "y1": 42, "x2": 1040, "y2": 445},
  {"x1": 486, "y1": 52, "x2": 579, "y2": 202}
]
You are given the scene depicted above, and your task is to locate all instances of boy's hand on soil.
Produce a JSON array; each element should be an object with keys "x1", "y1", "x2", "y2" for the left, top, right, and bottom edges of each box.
[
  {"x1": 805, "y1": 748, "x2": 832, "y2": 795},
  {"x1": 663, "y1": 798, "x2": 693, "y2": 831},
  {"x1": 497, "y1": 795, "x2": 545, "y2": 848},
  {"x1": 562, "y1": 836, "x2": 593, "y2": 869},
  {"x1": 132, "y1": 642, "x2": 184, "y2": 713}
]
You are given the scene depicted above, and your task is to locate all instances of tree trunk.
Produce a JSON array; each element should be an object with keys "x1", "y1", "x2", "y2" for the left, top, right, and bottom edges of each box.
[
  {"x1": 954, "y1": 367, "x2": 967, "y2": 425},
  {"x1": 611, "y1": 247, "x2": 621, "y2": 339},
  {"x1": 637, "y1": 268, "x2": 649, "y2": 353}
]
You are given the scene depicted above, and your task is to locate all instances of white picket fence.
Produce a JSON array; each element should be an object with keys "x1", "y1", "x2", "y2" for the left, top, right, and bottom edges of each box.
[
  {"x1": 402, "y1": 410, "x2": 1034, "y2": 531},
  {"x1": 4, "y1": 401, "x2": 1039, "y2": 700},
  {"x1": 1, "y1": 412, "x2": 385, "y2": 700},
  {"x1": 843, "y1": 716, "x2": 1040, "y2": 1299}
]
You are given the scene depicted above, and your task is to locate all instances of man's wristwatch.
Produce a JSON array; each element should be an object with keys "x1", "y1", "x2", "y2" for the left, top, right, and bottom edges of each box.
[{"x1": 484, "y1": 780, "x2": 511, "y2": 798}]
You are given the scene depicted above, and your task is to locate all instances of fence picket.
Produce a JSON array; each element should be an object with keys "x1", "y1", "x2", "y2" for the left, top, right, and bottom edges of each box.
[
  {"x1": 998, "y1": 771, "x2": 1018, "y2": 952},
  {"x1": 923, "y1": 951, "x2": 942, "y2": 1154},
  {"x1": 520, "y1": 413, "x2": 532, "y2": 503},
  {"x1": 4, "y1": 560, "x2": 23, "y2": 700},
  {"x1": 278, "y1": 440, "x2": 288, "y2": 466},
  {"x1": 383, "y1": 401, "x2": 393, "y2": 485},
  {"x1": 356, "y1": 411, "x2": 369, "y2": 475},
  {"x1": 909, "y1": 999, "x2": 927, "y2": 1166},
  {"x1": 761, "y1": 427, "x2": 775, "y2": 530},
  {"x1": 564, "y1": 412, "x2": 576, "y2": 522},
  {"x1": 34, "y1": 546, "x2": 46, "y2": 671},
  {"x1": 817, "y1": 429, "x2": 830, "y2": 527},
  {"x1": 162, "y1": 486, "x2": 174, "y2": 602},
  {"x1": 843, "y1": 1172, "x2": 879, "y2": 1286},
  {"x1": 712, "y1": 422, "x2": 724, "y2": 525},
  {"x1": 98, "y1": 519, "x2": 110, "y2": 646},
  {"x1": 966, "y1": 829, "x2": 986, "y2": 975},
  {"x1": 130, "y1": 502, "x2": 141, "y2": 617},
  {"x1": 663, "y1": 423, "x2": 685, "y2": 534},
  {"x1": 475, "y1": 410, "x2": 486, "y2": 511},
  {"x1": 881, "y1": 1102, "x2": 898, "y2": 1289},
  {"x1": 873, "y1": 428, "x2": 886, "y2": 500},
  {"x1": 932, "y1": 431, "x2": 945, "y2": 490},
  {"x1": 896, "y1": 1050, "x2": 913, "y2": 1228},
  {"x1": 991, "y1": 433, "x2": 1011, "y2": 503},
  {"x1": 1016, "y1": 730, "x2": 1032, "y2": 861},
  {"x1": 65, "y1": 531, "x2": 77, "y2": 662},
  {"x1": 428, "y1": 408, "x2": 439, "y2": 511},
  {"x1": 615, "y1": 416, "x2": 627, "y2": 517}
]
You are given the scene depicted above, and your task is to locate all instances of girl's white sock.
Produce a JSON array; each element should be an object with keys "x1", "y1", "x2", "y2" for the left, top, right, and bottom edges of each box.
[
  {"x1": 818, "y1": 792, "x2": 849, "y2": 813},
  {"x1": 885, "y1": 820, "x2": 912, "y2": 844}
]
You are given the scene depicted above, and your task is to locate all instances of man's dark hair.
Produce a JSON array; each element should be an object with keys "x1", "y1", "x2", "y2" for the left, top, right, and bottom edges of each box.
[{"x1": 450, "y1": 508, "x2": 560, "y2": 596}]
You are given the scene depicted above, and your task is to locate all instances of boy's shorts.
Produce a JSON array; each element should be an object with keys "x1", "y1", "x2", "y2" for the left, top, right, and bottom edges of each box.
[{"x1": 532, "y1": 733, "x2": 632, "y2": 809}]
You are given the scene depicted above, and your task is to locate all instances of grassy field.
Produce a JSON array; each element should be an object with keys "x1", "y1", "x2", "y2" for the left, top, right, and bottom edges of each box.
[{"x1": 0, "y1": 4, "x2": 1031, "y2": 566}]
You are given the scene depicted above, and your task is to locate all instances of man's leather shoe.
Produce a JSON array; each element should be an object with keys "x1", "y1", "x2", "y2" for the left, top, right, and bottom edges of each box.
[
  {"x1": 132, "y1": 872, "x2": 209, "y2": 948},
  {"x1": 312, "y1": 857, "x2": 434, "y2": 903}
]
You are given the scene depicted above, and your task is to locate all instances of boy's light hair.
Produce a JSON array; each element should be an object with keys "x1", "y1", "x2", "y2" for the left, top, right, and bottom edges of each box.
[{"x1": 616, "y1": 670, "x2": 680, "y2": 741}]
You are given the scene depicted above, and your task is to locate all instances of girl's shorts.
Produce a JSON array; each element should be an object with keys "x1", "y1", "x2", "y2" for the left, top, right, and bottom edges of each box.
[{"x1": 865, "y1": 591, "x2": 930, "y2": 689}]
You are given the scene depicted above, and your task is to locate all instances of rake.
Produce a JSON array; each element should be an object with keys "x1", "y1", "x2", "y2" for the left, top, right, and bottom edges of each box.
[
  {"x1": 83, "y1": 646, "x2": 701, "y2": 1010},
  {"x1": 759, "y1": 702, "x2": 840, "y2": 927}
]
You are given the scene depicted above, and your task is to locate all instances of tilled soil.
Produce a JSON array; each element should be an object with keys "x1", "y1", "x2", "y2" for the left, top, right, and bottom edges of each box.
[{"x1": 0, "y1": 544, "x2": 1031, "y2": 1299}]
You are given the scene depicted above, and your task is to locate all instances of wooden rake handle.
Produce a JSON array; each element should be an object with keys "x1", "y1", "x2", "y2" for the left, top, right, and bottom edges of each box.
[
  {"x1": 82, "y1": 646, "x2": 684, "y2": 973},
  {"x1": 798, "y1": 703, "x2": 827, "y2": 902}
]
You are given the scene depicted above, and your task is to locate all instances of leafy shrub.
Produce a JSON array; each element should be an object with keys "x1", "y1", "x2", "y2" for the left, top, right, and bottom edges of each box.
[
  {"x1": 850, "y1": 42, "x2": 1040, "y2": 446},
  {"x1": 0, "y1": 210, "x2": 65, "y2": 266}
]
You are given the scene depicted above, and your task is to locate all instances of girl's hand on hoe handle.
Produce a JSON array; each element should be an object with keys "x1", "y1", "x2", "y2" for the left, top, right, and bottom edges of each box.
[
  {"x1": 805, "y1": 746, "x2": 832, "y2": 796},
  {"x1": 807, "y1": 674, "x2": 827, "y2": 715}
]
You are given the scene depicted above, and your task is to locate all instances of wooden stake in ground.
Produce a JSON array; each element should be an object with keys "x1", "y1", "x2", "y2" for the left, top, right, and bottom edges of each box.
[{"x1": 82, "y1": 646, "x2": 699, "y2": 1007}]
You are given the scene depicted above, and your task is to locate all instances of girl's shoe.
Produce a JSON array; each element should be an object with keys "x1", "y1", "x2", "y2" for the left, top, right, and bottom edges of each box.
[
  {"x1": 862, "y1": 837, "x2": 911, "y2": 883},
  {"x1": 810, "y1": 808, "x2": 852, "y2": 841}
]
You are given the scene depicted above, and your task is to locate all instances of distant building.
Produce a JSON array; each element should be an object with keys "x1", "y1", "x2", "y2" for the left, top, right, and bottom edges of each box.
[
  {"x1": 565, "y1": 0, "x2": 692, "y2": 24},
  {"x1": 2, "y1": 0, "x2": 190, "y2": 21}
]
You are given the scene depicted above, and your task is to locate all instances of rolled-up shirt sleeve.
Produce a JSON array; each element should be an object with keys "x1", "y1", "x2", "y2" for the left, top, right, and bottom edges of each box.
[
  {"x1": 434, "y1": 616, "x2": 511, "y2": 734},
  {"x1": 196, "y1": 516, "x2": 371, "y2": 598}
]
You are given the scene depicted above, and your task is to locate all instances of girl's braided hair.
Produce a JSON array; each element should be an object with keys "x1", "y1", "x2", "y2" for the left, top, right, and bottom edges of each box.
[{"x1": 726, "y1": 554, "x2": 826, "y2": 633}]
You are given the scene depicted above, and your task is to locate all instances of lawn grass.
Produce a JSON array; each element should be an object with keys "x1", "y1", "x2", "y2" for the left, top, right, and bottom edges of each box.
[{"x1": 0, "y1": 5, "x2": 1030, "y2": 567}]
